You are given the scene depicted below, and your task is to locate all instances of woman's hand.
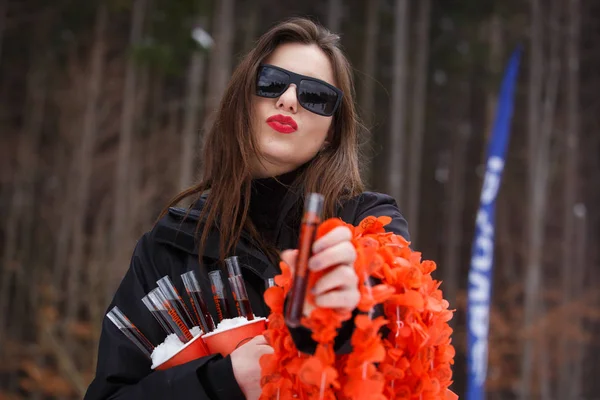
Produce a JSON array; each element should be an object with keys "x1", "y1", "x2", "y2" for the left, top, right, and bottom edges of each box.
[
  {"x1": 281, "y1": 226, "x2": 359, "y2": 316},
  {"x1": 230, "y1": 335, "x2": 274, "y2": 400}
]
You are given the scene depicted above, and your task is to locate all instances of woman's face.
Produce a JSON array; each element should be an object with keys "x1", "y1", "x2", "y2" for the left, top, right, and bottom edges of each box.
[{"x1": 251, "y1": 42, "x2": 336, "y2": 178}]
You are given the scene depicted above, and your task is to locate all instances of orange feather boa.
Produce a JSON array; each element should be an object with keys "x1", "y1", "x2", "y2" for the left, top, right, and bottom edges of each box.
[{"x1": 260, "y1": 216, "x2": 458, "y2": 400}]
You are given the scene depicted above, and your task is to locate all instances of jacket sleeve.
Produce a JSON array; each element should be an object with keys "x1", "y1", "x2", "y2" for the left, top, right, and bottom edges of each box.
[
  {"x1": 353, "y1": 192, "x2": 410, "y2": 240},
  {"x1": 287, "y1": 192, "x2": 410, "y2": 355},
  {"x1": 84, "y1": 233, "x2": 245, "y2": 400},
  {"x1": 286, "y1": 308, "x2": 360, "y2": 355}
]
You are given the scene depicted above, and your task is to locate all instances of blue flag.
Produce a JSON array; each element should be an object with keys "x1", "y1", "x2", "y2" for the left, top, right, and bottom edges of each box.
[{"x1": 466, "y1": 46, "x2": 522, "y2": 400}]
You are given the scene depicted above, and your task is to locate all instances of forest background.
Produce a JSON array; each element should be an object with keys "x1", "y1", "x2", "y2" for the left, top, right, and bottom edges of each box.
[{"x1": 1, "y1": 0, "x2": 598, "y2": 399}]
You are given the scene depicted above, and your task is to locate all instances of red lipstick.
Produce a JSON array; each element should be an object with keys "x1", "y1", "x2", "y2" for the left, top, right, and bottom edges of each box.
[{"x1": 266, "y1": 114, "x2": 298, "y2": 134}]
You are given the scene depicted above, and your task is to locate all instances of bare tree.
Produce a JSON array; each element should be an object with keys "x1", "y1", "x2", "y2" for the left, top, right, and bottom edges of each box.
[
  {"x1": 65, "y1": 3, "x2": 108, "y2": 324},
  {"x1": 485, "y1": 14, "x2": 503, "y2": 145},
  {"x1": 0, "y1": 0, "x2": 6, "y2": 66},
  {"x1": 0, "y1": 145, "x2": 20, "y2": 350},
  {"x1": 558, "y1": 0, "x2": 581, "y2": 397},
  {"x1": 0, "y1": 0, "x2": 23, "y2": 345},
  {"x1": 327, "y1": 0, "x2": 342, "y2": 33},
  {"x1": 88, "y1": 199, "x2": 112, "y2": 369},
  {"x1": 569, "y1": 203, "x2": 587, "y2": 398},
  {"x1": 1, "y1": 1, "x2": 600, "y2": 397},
  {"x1": 388, "y1": 0, "x2": 410, "y2": 205},
  {"x1": 359, "y1": 0, "x2": 379, "y2": 186},
  {"x1": 112, "y1": 0, "x2": 147, "y2": 257},
  {"x1": 442, "y1": 123, "x2": 470, "y2": 309},
  {"x1": 128, "y1": 67, "x2": 148, "y2": 239},
  {"x1": 203, "y1": 0, "x2": 235, "y2": 133},
  {"x1": 179, "y1": 20, "x2": 207, "y2": 190},
  {"x1": 520, "y1": 0, "x2": 562, "y2": 397},
  {"x1": 519, "y1": 2, "x2": 543, "y2": 396},
  {"x1": 242, "y1": 3, "x2": 259, "y2": 53},
  {"x1": 52, "y1": 158, "x2": 76, "y2": 305},
  {"x1": 406, "y1": 0, "x2": 431, "y2": 244},
  {"x1": 0, "y1": 44, "x2": 50, "y2": 396}
]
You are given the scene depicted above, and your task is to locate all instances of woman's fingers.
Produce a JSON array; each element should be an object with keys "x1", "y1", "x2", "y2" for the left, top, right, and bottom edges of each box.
[
  {"x1": 312, "y1": 265, "x2": 360, "y2": 310},
  {"x1": 280, "y1": 249, "x2": 298, "y2": 273},
  {"x1": 280, "y1": 230, "x2": 360, "y2": 313},
  {"x1": 312, "y1": 226, "x2": 352, "y2": 253},
  {"x1": 314, "y1": 287, "x2": 360, "y2": 309},
  {"x1": 308, "y1": 241, "x2": 356, "y2": 272},
  {"x1": 311, "y1": 265, "x2": 358, "y2": 296}
]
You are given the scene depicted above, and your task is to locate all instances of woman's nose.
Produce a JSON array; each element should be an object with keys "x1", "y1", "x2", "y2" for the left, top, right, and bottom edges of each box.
[{"x1": 276, "y1": 84, "x2": 298, "y2": 113}]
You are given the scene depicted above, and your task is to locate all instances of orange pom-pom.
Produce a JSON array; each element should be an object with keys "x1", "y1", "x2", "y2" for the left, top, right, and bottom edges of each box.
[
  {"x1": 316, "y1": 217, "x2": 348, "y2": 239},
  {"x1": 260, "y1": 216, "x2": 456, "y2": 399}
]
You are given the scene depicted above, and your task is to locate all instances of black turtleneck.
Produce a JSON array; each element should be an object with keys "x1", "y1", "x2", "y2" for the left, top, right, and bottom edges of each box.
[{"x1": 248, "y1": 167, "x2": 303, "y2": 245}]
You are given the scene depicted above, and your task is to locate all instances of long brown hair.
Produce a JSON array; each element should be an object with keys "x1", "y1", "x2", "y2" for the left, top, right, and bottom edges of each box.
[{"x1": 162, "y1": 17, "x2": 364, "y2": 263}]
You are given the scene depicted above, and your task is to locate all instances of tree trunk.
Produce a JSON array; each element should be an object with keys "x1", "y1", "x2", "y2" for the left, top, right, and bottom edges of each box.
[
  {"x1": 18, "y1": 53, "x2": 51, "y2": 293},
  {"x1": 65, "y1": 3, "x2": 108, "y2": 325},
  {"x1": 538, "y1": 298, "x2": 551, "y2": 400},
  {"x1": 179, "y1": 18, "x2": 207, "y2": 190},
  {"x1": 52, "y1": 159, "x2": 75, "y2": 307},
  {"x1": 388, "y1": 0, "x2": 410, "y2": 206},
  {"x1": 203, "y1": 0, "x2": 235, "y2": 133},
  {"x1": 485, "y1": 14, "x2": 503, "y2": 145},
  {"x1": 129, "y1": 63, "x2": 150, "y2": 239},
  {"x1": 569, "y1": 204, "x2": 586, "y2": 399},
  {"x1": 0, "y1": 0, "x2": 6, "y2": 67},
  {"x1": 89, "y1": 199, "x2": 112, "y2": 370},
  {"x1": 536, "y1": 1, "x2": 562, "y2": 395},
  {"x1": 327, "y1": 0, "x2": 342, "y2": 33},
  {"x1": 0, "y1": 165, "x2": 19, "y2": 350},
  {"x1": 52, "y1": 144, "x2": 77, "y2": 294},
  {"x1": 144, "y1": 70, "x2": 165, "y2": 203},
  {"x1": 0, "y1": 46, "x2": 49, "y2": 399},
  {"x1": 520, "y1": 1, "x2": 543, "y2": 396},
  {"x1": 13, "y1": 55, "x2": 50, "y2": 399},
  {"x1": 359, "y1": 0, "x2": 380, "y2": 187},
  {"x1": 405, "y1": 0, "x2": 431, "y2": 244},
  {"x1": 51, "y1": 37, "x2": 80, "y2": 292},
  {"x1": 442, "y1": 51, "x2": 475, "y2": 312},
  {"x1": 242, "y1": 4, "x2": 259, "y2": 53},
  {"x1": 520, "y1": 0, "x2": 561, "y2": 397},
  {"x1": 442, "y1": 123, "x2": 470, "y2": 311},
  {"x1": 558, "y1": 0, "x2": 580, "y2": 397},
  {"x1": 0, "y1": 29, "x2": 50, "y2": 330},
  {"x1": 112, "y1": 0, "x2": 146, "y2": 257}
]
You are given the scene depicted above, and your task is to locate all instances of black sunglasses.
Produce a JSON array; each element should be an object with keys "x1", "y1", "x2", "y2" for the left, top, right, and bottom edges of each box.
[{"x1": 256, "y1": 64, "x2": 343, "y2": 117}]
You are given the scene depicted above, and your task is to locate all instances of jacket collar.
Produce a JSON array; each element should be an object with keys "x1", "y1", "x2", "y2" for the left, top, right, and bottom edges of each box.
[{"x1": 154, "y1": 205, "x2": 280, "y2": 279}]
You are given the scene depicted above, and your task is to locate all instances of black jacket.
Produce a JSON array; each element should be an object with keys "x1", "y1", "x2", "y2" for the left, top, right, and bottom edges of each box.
[{"x1": 84, "y1": 191, "x2": 409, "y2": 400}]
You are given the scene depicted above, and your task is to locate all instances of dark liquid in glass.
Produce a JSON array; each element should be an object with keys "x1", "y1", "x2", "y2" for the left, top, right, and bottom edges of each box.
[
  {"x1": 286, "y1": 219, "x2": 318, "y2": 327},
  {"x1": 286, "y1": 275, "x2": 307, "y2": 327},
  {"x1": 165, "y1": 304, "x2": 193, "y2": 342},
  {"x1": 171, "y1": 298, "x2": 195, "y2": 329},
  {"x1": 236, "y1": 298, "x2": 254, "y2": 321},
  {"x1": 188, "y1": 290, "x2": 216, "y2": 332},
  {"x1": 149, "y1": 309, "x2": 173, "y2": 333},
  {"x1": 214, "y1": 296, "x2": 231, "y2": 322}
]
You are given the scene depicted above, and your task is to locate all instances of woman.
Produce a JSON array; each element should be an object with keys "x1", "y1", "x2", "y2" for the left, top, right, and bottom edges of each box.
[{"x1": 85, "y1": 17, "x2": 409, "y2": 400}]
